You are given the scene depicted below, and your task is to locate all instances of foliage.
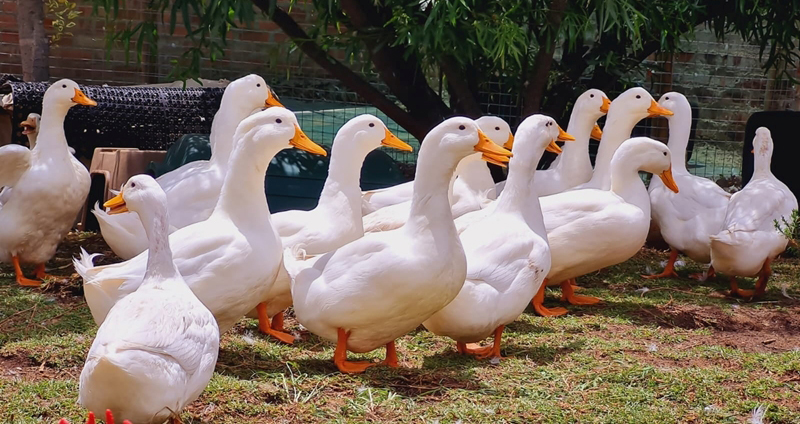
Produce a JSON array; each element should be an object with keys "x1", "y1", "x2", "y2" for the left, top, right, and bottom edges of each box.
[
  {"x1": 774, "y1": 209, "x2": 800, "y2": 256},
  {"x1": 87, "y1": 0, "x2": 800, "y2": 134},
  {"x1": 46, "y1": 0, "x2": 81, "y2": 45}
]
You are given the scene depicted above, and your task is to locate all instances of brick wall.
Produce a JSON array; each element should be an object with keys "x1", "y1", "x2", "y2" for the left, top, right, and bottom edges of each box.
[{"x1": 0, "y1": 0, "x2": 327, "y2": 85}]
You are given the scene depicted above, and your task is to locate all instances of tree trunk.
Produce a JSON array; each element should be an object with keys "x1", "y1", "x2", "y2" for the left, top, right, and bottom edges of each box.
[
  {"x1": 338, "y1": 0, "x2": 452, "y2": 132},
  {"x1": 253, "y1": 0, "x2": 437, "y2": 140},
  {"x1": 17, "y1": 0, "x2": 49, "y2": 81},
  {"x1": 521, "y1": 0, "x2": 568, "y2": 116}
]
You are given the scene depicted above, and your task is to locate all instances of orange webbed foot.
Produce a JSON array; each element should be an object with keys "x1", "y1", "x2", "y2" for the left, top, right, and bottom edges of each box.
[
  {"x1": 456, "y1": 326, "x2": 504, "y2": 360},
  {"x1": 335, "y1": 359, "x2": 378, "y2": 374},
  {"x1": 641, "y1": 270, "x2": 679, "y2": 280},
  {"x1": 560, "y1": 280, "x2": 602, "y2": 305},
  {"x1": 642, "y1": 249, "x2": 679, "y2": 279},
  {"x1": 11, "y1": 256, "x2": 41, "y2": 287},
  {"x1": 531, "y1": 282, "x2": 568, "y2": 317},
  {"x1": 255, "y1": 303, "x2": 295, "y2": 344}
]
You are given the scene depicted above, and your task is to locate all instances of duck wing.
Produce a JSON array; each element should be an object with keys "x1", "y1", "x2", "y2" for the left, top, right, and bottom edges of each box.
[{"x1": 0, "y1": 144, "x2": 32, "y2": 188}]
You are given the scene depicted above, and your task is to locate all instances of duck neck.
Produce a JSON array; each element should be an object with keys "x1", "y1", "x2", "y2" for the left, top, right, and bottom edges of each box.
[
  {"x1": 34, "y1": 101, "x2": 72, "y2": 155},
  {"x1": 317, "y1": 140, "x2": 365, "y2": 215},
  {"x1": 666, "y1": 111, "x2": 691, "y2": 175},
  {"x1": 406, "y1": 148, "x2": 460, "y2": 234},
  {"x1": 139, "y1": 203, "x2": 182, "y2": 285},
  {"x1": 27, "y1": 133, "x2": 38, "y2": 149},
  {"x1": 455, "y1": 156, "x2": 495, "y2": 195},
  {"x1": 753, "y1": 152, "x2": 774, "y2": 179},
  {"x1": 214, "y1": 141, "x2": 277, "y2": 223},
  {"x1": 610, "y1": 162, "x2": 650, "y2": 214},
  {"x1": 209, "y1": 101, "x2": 256, "y2": 170},
  {"x1": 495, "y1": 148, "x2": 545, "y2": 232},
  {"x1": 557, "y1": 109, "x2": 595, "y2": 173},
  {"x1": 587, "y1": 111, "x2": 640, "y2": 189}
]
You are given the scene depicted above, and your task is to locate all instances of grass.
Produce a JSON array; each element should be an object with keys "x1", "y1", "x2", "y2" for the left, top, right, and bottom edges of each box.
[{"x1": 1, "y1": 234, "x2": 800, "y2": 423}]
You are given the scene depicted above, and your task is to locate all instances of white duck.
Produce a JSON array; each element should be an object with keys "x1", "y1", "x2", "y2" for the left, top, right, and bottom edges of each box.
[
  {"x1": 78, "y1": 175, "x2": 219, "y2": 424},
  {"x1": 360, "y1": 116, "x2": 511, "y2": 215},
  {"x1": 573, "y1": 87, "x2": 674, "y2": 191},
  {"x1": 360, "y1": 117, "x2": 511, "y2": 232},
  {"x1": 710, "y1": 127, "x2": 797, "y2": 299},
  {"x1": 248, "y1": 114, "x2": 411, "y2": 338},
  {"x1": 94, "y1": 74, "x2": 283, "y2": 260},
  {"x1": 288, "y1": 117, "x2": 513, "y2": 373},
  {"x1": 20, "y1": 113, "x2": 41, "y2": 149},
  {"x1": 75, "y1": 108, "x2": 325, "y2": 343},
  {"x1": 646, "y1": 92, "x2": 730, "y2": 280},
  {"x1": 531, "y1": 89, "x2": 609, "y2": 196},
  {"x1": 532, "y1": 137, "x2": 679, "y2": 316},
  {"x1": 0, "y1": 79, "x2": 95, "y2": 286},
  {"x1": 0, "y1": 113, "x2": 77, "y2": 208},
  {"x1": 424, "y1": 115, "x2": 563, "y2": 359}
]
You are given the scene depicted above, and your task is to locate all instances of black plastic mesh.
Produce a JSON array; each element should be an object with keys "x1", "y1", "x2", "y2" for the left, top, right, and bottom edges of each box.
[{"x1": 2, "y1": 76, "x2": 225, "y2": 157}]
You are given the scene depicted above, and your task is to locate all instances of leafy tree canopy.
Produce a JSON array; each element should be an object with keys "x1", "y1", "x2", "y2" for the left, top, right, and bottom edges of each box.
[{"x1": 90, "y1": 0, "x2": 800, "y2": 139}]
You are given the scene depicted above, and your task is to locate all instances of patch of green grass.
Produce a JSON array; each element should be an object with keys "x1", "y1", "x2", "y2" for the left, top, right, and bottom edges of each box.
[{"x1": 1, "y1": 244, "x2": 800, "y2": 423}]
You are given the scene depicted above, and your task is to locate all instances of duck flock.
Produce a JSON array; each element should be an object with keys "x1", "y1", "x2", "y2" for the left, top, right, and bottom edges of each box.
[{"x1": 0, "y1": 74, "x2": 795, "y2": 424}]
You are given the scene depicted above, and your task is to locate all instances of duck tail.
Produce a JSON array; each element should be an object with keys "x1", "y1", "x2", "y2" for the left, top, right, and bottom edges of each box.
[{"x1": 73, "y1": 247, "x2": 102, "y2": 282}]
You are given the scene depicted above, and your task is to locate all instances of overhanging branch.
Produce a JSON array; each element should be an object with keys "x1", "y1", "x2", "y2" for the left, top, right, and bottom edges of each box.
[{"x1": 250, "y1": 0, "x2": 429, "y2": 139}]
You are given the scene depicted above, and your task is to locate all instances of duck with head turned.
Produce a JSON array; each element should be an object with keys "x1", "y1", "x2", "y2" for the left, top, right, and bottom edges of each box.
[
  {"x1": 360, "y1": 116, "x2": 511, "y2": 231},
  {"x1": 94, "y1": 74, "x2": 284, "y2": 260},
  {"x1": 572, "y1": 87, "x2": 673, "y2": 191},
  {"x1": 287, "y1": 117, "x2": 513, "y2": 373},
  {"x1": 0, "y1": 78, "x2": 95, "y2": 287},
  {"x1": 645, "y1": 92, "x2": 730, "y2": 280},
  {"x1": 75, "y1": 108, "x2": 326, "y2": 342},
  {"x1": 78, "y1": 175, "x2": 219, "y2": 424},
  {"x1": 247, "y1": 114, "x2": 412, "y2": 341},
  {"x1": 424, "y1": 114, "x2": 567, "y2": 360},
  {"x1": 710, "y1": 127, "x2": 797, "y2": 299},
  {"x1": 532, "y1": 137, "x2": 680, "y2": 316},
  {"x1": 530, "y1": 89, "x2": 609, "y2": 196}
]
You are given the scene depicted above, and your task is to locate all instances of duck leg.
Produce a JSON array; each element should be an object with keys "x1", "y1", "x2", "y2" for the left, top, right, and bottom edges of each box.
[
  {"x1": 730, "y1": 259, "x2": 772, "y2": 299},
  {"x1": 690, "y1": 265, "x2": 715, "y2": 281},
  {"x1": 334, "y1": 328, "x2": 378, "y2": 374},
  {"x1": 560, "y1": 279, "x2": 602, "y2": 305},
  {"x1": 271, "y1": 310, "x2": 285, "y2": 332},
  {"x1": 255, "y1": 303, "x2": 295, "y2": 344},
  {"x1": 531, "y1": 281, "x2": 568, "y2": 317},
  {"x1": 34, "y1": 264, "x2": 57, "y2": 280},
  {"x1": 456, "y1": 325, "x2": 504, "y2": 360},
  {"x1": 642, "y1": 249, "x2": 679, "y2": 279},
  {"x1": 12, "y1": 256, "x2": 41, "y2": 287},
  {"x1": 382, "y1": 340, "x2": 399, "y2": 367}
]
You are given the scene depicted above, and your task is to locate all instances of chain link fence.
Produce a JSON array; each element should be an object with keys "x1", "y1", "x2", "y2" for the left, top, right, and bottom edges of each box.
[{"x1": 1, "y1": 0, "x2": 796, "y2": 179}]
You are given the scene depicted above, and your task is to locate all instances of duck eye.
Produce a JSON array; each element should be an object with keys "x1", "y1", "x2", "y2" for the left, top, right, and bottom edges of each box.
[
  {"x1": 369, "y1": 123, "x2": 375, "y2": 127},
  {"x1": 665, "y1": 97, "x2": 670, "y2": 100},
  {"x1": 495, "y1": 126, "x2": 500, "y2": 131},
  {"x1": 130, "y1": 182, "x2": 136, "y2": 188},
  {"x1": 276, "y1": 118, "x2": 282, "y2": 124},
  {"x1": 636, "y1": 95, "x2": 641, "y2": 99},
  {"x1": 590, "y1": 94, "x2": 594, "y2": 98},
  {"x1": 62, "y1": 84, "x2": 67, "y2": 88},
  {"x1": 663, "y1": 151, "x2": 668, "y2": 156},
  {"x1": 257, "y1": 83, "x2": 261, "y2": 87},
  {"x1": 459, "y1": 125, "x2": 465, "y2": 130}
]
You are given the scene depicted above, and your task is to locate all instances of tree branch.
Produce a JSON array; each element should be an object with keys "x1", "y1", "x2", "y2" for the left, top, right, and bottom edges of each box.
[
  {"x1": 338, "y1": 0, "x2": 451, "y2": 133},
  {"x1": 521, "y1": 0, "x2": 568, "y2": 116},
  {"x1": 439, "y1": 56, "x2": 482, "y2": 117},
  {"x1": 251, "y1": 0, "x2": 430, "y2": 139}
]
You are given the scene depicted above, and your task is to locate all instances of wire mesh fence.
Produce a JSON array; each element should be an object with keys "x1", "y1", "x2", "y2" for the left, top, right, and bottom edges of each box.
[{"x1": 1, "y1": 0, "x2": 796, "y2": 180}]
